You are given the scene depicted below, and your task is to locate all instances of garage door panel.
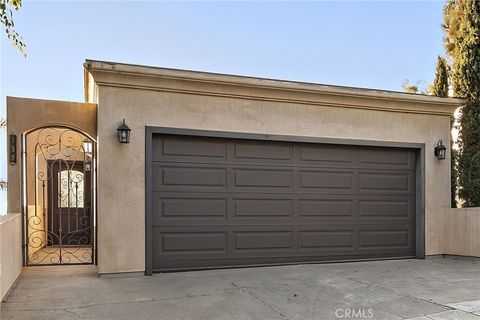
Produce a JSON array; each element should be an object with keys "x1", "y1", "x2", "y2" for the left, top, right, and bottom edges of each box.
[
  {"x1": 154, "y1": 231, "x2": 227, "y2": 253},
  {"x1": 153, "y1": 164, "x2": 228, "y2": 191},
  {"x1": 298, "y1": 170, "x2": 355, "y2": 191},
  {"x1": 298, "y1": 144, "x2": 355, "y2": 167},
  {"x1": 233, "y1": 198, "x2": 294, "y2": 217},
  {"x1": 357, "y1": 224, "x2": 415, "y2": 252},
  {"x1": 153, "y1": 196, "x2": 227, "y2": 222},
  {"x1": 233, "y1": 231, "x2": 294, "y2": 251},
  {"x1": 359, "y1": 230, "x2": 410, "y2": 248},
  {"x1": 233, "y1": 168, "x2": 294, "y2": 190},
  {"x1": 299, "y1": 231, "x2": 354, "y2": 249},
  {"x1": 153, "y1": 135, "x2": 227, "y2": 161},
  {"x1": 358, "y1": 199, "x2": 411, "y2": 218},
  {"x1": 162, "y1": 166, "x2": 226, "y2": 187},
  {"x1": 153, "y1": 194, "x2": 414, "y2": 226},
  {"x1": 153, "y1": 225, "x2": 414, "y2": 270},
  {"x1": 358, "y1": 172, "x2": 415, "y2": 194},
  {"x1": 154, "y1": 218, "x2": 414, "y2": 227},
  {"x1": 155, "y1": 248, "x2": 414, "y2": 261},
  {"x1": 150, "y1": 134, "x2": 417, "y2": 271},
  {"x1": 298, "y1": 199, "x2": 354, "y2": 217},
  {"x1": 358, "y1": 148, "x2": 415, "y2": 170},
  {"x1": 233, "y1": 140, "x2": 293, "y2": 162},
  {"x1": 161, "y1": 199, "x2": 226, "y2": 218},
  {"x1": 154, "y1": 253, "x2": 416, "y2": 271}
]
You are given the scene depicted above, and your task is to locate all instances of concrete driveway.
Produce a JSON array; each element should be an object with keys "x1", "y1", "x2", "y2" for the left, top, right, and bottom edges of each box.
[{"x1": 2, "y1": 257, "x2": 480, "y2": 320}]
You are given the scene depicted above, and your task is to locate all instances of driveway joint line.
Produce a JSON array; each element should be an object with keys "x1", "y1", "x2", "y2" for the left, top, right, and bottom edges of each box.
[{"x1": 229, "y1": 280, "x2": 290, "y2": 320}]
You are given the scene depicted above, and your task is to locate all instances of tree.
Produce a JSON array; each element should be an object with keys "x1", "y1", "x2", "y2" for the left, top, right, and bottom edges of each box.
[
  {"x1": 430, "y1": 56, "x2": 450, "y2": 97},
  {"x1": 1, "y1": 0, "x2": 26, "y2": 56},
  {"x1": 430, "y1": 56, "x2": 458, "y2": 208},
  {"x1": 444, "y1": 0, "x2": 480, "y2": 101},
  {"x1": 402, "y1": 57, "x2": 450, "y2": 96},
  {"x1": 401, "y1": 79, "x2": 428, "y2": 94},
  {"x1": 443, "y1": 0, "x2": 480, "y2": 207}
]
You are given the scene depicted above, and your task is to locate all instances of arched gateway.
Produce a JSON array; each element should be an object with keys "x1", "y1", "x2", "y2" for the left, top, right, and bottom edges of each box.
[{"x1": 23, "y1": 126, "x2": 96, "y2": 265}]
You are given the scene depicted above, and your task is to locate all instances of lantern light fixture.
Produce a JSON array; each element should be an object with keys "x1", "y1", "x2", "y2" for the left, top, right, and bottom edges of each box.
[
  {"x1": 434, "y1": 140, "x2": 447, "y2": 160},
  {"x1": 82, "y1": 138, "x2": 93, "y2": 155},
  {"x1": 117, "y1": 119, "x2": 131, "y2": 144}
]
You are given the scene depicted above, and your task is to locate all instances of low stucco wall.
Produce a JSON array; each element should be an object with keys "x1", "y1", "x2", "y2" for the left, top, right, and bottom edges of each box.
[
  {"x1": 443, "y1": 208, "x2": 480, "y2": 257},
  {"x1": 0, "y1": 213, "x2": 23, "y2": 300}
]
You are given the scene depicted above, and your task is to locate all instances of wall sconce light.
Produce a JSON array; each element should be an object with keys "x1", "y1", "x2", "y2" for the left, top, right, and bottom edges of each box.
[
  {"x1": 117, "y1": 119, "x2": 131, "y2": 144},
  {"x1": 434, "y1": 140, "x2": 447, "y2": 160},
  {"x1": 82, "y1": 139, "x2": 93, "y2": 172},
  {"x1": 82, "y1": 139, "x2": 93, "y2": 155}
]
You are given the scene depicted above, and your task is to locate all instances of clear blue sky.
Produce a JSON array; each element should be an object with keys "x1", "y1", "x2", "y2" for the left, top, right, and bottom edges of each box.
[{"x1": 0, "y1": 0, "x2": 447, "y2": 213}]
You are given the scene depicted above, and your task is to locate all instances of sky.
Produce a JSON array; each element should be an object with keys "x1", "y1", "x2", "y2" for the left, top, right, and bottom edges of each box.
[{"x1": 0, "y1": 0, "x2": 448, "y2": 213}]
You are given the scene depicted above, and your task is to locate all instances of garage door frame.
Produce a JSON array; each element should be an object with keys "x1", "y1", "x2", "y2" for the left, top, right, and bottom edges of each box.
[{"x1": 145, "y1": 126, "x2": 425, "y2": 275}]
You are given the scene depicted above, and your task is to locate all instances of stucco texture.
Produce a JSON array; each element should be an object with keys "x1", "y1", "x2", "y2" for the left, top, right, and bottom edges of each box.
[
  {"x1": 87, "y1": 61, "x2": 461, "y2": 274},
  {"x1": 4, "y1": 97, "x2": 96, "y2": 294},
  {"x1": 6, "y1": 97, "x2": 97, "y2": 214},
  {"x1": 443, "y1": 207, "x2": 480, "y2": 256},
  {"x1": 0, "y1": 213, "x2": 22, "y2": 300}
]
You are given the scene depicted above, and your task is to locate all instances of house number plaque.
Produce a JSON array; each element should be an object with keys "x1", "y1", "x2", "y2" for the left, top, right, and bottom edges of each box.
[{"x1": 9, "y1": 134, "x2": 17, "y2": 165}]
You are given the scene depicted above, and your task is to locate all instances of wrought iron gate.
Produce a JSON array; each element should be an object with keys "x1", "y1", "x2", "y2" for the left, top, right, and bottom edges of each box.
[{"x1": 24, "y1": 127, "x2": 95, "y2": 265}]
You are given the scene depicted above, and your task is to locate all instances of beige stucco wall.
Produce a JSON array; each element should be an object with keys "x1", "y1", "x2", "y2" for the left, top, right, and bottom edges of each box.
[
  {"x1": 443, "y1": 208, "x2": 480, "y2": 256},
  {"x1": 6, "y1": 62, "x2": 465, "y2": 275},
  {"x1": 6, "y1": 97, "x2": 97, "y2": 215},
  {"x1": 4, "y1": 97, "x2": 96, "y2": 279},
  {"x1": 0, "y1": 213, "x2": 23, "y2": 300},
  {"x1": 87, "y1": 61, "x2": 462, "y2": 274}
]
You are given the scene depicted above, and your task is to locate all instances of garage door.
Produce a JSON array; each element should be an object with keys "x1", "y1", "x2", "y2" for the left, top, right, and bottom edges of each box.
[{"x1": 149, "y1": 133, "x2": 416, "y2": 271}]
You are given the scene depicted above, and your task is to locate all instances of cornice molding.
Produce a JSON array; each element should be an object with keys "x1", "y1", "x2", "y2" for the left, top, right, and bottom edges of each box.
[{"x1": 84, "y1": 60, "x2": 464, "y2": 116}]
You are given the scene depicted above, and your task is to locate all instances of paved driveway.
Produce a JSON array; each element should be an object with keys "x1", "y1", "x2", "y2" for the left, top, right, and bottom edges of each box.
[{"x1": 2, "y1": 257, "x2": 480, "y2": 320}]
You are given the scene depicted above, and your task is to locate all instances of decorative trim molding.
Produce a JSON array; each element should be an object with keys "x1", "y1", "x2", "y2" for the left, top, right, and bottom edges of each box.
[{"x1": 84, "y1": 60, "x2": 464, "y2": 116}]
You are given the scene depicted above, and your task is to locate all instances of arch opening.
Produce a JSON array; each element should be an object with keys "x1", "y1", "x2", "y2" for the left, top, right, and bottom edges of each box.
[{"x1": 22, "y1": 126, "x2": 96, "y2": 265}]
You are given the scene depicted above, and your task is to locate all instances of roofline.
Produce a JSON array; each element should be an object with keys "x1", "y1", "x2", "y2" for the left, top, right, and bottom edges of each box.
[{"x1": 83, "y1": 59, "x2": 465, "y2": 109}]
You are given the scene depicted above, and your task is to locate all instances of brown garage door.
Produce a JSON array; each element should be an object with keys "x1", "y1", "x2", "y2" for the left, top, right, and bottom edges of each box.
[{"x1": 149, "y1": 133, "x2": 416, "y2": 271}]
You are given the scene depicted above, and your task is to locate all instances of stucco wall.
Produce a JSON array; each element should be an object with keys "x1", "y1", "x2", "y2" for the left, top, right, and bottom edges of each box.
[
  {"x1": 94, "y1": 77, "x2": 456, "y2": 273},
  {"x1": 0, "y1": 213, "x2": 23, "y2": 300},
  {"x1": 443, "y1": 208, "x2": 480, "y2": 257},
  {"x1": 5, "y1": 63, "x2": 467, "y2": 276},
  {"x1": 6, "y1": 97, "x2": 97, "y2": 214}
]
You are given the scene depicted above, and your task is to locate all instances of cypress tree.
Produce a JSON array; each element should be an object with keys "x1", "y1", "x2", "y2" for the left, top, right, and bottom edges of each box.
[
  {"x1": 451, "y1": 147, "x2": 459, "y2": 208},
  {"x1": 430, "y1": 56, "x2": 450, "y2": 97},
  {"x1": 443, "y1": 0, "x2": 480, "y2": 207},
  {"x1": 431, "y1": 56, "x2": 458, "y2": 207}
]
